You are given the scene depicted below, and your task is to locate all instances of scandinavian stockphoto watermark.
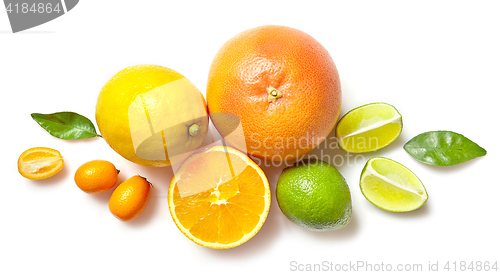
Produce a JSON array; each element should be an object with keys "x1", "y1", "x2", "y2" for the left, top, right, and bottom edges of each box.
[
  {"x1": 248, "y1": 133, "x2": 378, "y2": 167},
  {"x1": 289, "y1": 260, "x2": 499, "y2": 272},
  {"x1": 128, "y1": 106, "x2": 378, "y2": 169},
  {"x1": 3, "y1": 0, "x2": 79, "y2": 33},
  {"x1": 290, "y1": 261, "x2": 424, "y2": 272}
]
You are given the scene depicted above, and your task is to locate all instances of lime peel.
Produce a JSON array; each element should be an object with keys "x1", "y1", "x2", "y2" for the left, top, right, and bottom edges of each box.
[
  {"x1": 336, "y1": 103, "x2": 403, "y2": 153},
  {"x1": 276, "y1": 159, "x2": 352, "y2": 231}
]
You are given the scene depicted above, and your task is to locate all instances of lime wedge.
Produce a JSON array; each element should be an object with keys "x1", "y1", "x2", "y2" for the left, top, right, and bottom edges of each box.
[
  {"x1": 336, "y1": 103, "x2": 402, "y2": 153},
  {"x1": 360, "y1": 157, "x2": 428, "y2": 212}
]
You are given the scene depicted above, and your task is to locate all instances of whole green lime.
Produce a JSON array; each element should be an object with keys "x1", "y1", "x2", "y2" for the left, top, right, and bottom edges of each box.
[{"x1": 276, "y1": 159, "x2": 352, "y2": 231}]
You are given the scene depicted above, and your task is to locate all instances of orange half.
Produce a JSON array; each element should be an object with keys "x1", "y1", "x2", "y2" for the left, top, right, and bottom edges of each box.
[
  {"x1": 168, "y1": 146, "x2": 270, "y2": 249},
  {"x1": 18, "y1": 147, "x2": 64, "y2": 180}
]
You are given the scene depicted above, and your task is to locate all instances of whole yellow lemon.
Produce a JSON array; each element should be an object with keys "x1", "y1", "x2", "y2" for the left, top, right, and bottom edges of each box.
[{"x1": 96, "y1": 65, "x2": 208, "y2": 167}]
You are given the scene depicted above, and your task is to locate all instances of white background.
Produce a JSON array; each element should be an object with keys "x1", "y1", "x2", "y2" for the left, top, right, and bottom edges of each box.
[{"x1": 1, "y1": 1, "x2": 499, "y2": 274}]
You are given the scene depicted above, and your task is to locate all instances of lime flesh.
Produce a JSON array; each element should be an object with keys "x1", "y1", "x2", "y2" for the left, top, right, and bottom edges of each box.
[
  {"x1": 336, "y1": 103, "x2": 402, "y2": 153},
  {"x1": 360, "y1": 157, "x2": 428, "y2": 212}
]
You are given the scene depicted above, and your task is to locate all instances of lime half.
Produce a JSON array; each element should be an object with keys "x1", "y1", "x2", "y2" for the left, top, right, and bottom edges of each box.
[
  {"x1": 336, "y1": 103, "x2": 402, "y2": 153},
  {"x1": 360, "y1": 157, "x2": 427, "y2": 212}
]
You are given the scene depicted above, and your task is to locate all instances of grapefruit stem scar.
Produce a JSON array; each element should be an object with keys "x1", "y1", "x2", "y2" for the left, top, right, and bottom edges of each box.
[{"x1": 267, "y1": 86, "x2": 283, "y2": 102}]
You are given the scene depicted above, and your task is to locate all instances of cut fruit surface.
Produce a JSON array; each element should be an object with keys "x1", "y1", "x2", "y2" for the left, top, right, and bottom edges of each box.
[
  {"x1": 168, "y1": 146, "x2": 270, "y2": 249},
  {"x1": 360, "y1": 157, "x2": 427, "y2": 212},
  {"x1": 336, "y1": 103, "x2": 402, "y2": 153},
  {"x1": 18, "y1": 147, "x2": 64, "y2": 180}
]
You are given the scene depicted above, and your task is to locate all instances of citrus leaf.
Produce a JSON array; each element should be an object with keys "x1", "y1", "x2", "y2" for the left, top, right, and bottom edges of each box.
[
  {"x1": 31, "y1": 112, "x2": 102, "y2": 140},
  {"x1": 404, "y1": 131, "x2": 486, "y2": 166}
]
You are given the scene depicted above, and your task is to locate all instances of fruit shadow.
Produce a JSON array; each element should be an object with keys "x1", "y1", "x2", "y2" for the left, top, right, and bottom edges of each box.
[
  {"x1": 407, "y1": 157, "x2": 485, "y2": 174},
  {"x1": 373, "y1": 199, "x2": 431, "y2": 219},
  {"x1": 89, "y1": 166, "x2": 174, "y2": 227},
  {"x1": 127, "y1": 166, "x2": 174, "y2": 228},
  {"x1": 87, "y1": 170, "x2": 130, "y2": 205},
  {"x1": 303, "y1": 210, "x2": 360, "y2": 241},
  {"x1": 380, "y1": 130, "x2": 409, "y2": 155}
]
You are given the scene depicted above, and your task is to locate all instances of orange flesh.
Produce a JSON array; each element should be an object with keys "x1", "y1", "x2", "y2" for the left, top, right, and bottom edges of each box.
[
  {"x1": 18, "y1": 147, "x2": 64, "y2": 180},
  {"x1": 171, "y1": 149, "x2": 267, "y2": 246}
]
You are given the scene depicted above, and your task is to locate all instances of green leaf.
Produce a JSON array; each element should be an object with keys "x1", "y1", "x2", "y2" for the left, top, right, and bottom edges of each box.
[
  {"x1": 404, "y1": 131, "x2": 486, "y2": 166},
  {"x1": 31, "y1": 112, "x2": 102, "y2": 140}
]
